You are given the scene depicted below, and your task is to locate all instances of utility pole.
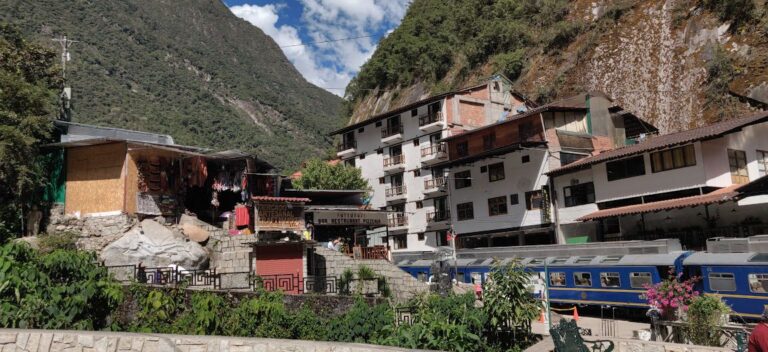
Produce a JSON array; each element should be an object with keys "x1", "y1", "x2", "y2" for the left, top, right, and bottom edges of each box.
[{"x1": 52, "y1": 36, "x2": 78, "y2": 121}]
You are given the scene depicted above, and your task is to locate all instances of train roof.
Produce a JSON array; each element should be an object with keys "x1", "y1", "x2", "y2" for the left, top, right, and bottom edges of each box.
[
  {"x1": 516, "y1": 252, "x2": 687, "y2": 267},
  {"x1": 684, "y1": 252, "x2": 768, "y2": 265},
  {"x1": 456, "y1": 238, "x2": 681, "y2": 260}
]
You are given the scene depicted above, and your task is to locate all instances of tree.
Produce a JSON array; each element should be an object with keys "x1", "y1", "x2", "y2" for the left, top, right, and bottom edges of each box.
[
  {"x1": 0, "y1": 24, "x2": 59, "y2": 240},
  {"x1": 292, "y1": 158, "x2": 369, "y2": 191}
]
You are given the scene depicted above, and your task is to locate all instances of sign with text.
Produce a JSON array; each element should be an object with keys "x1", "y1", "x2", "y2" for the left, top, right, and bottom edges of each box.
[
  {"x1": 312, "y1": 210, "x2": 387, "y2": 227},
  {"x1": 255, "y1": 202, "x2": 304, "y2": 231}
]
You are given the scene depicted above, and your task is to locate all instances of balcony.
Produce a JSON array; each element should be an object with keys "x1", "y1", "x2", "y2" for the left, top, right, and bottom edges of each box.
[
  {"x1": 426, "y1": 210, "x2": 451, "y2": 230},
  {"x1": 420, "y1": 143, "x2": 447, "y2": 165},
  {"x1": 336, "y1": 140, "x2": 356, "y2": 157},
  {"x1": 422, "y1": 176, "x2": 447, "y2": 195},
  {"x1": 387, "y1": 214, "x2": 408, "y2": 233},
  {"x1": 383, "y1": 154, "x2": 405, "y2": 173},
  {"x1": 418, "y1": 112, "x2": 443, "y2": 132},
  {"x1": 385, "y1": 185, "x2": 407, "y2": 203},
  {"x1": 381, "y1": 124, "x2": 403, "y2": 144}
]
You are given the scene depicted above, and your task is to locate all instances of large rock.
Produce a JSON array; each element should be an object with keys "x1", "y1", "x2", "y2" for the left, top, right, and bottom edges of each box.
[{"x1": 100, "y1": 219, "x2": 209, "y2": 269}]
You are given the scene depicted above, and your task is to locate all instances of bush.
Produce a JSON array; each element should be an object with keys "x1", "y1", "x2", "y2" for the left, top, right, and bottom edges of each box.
[
  {"x1": 492, "y1": 50, "x2": 526, "y2": 81},
  {"x1": 38, "y1": 231, "x2": 78, "y2": 253},
  {"x1": 327, "y1": 299, "x2": 394, "y2": 343},
  {"x1": 702, "y1": 0, "x2": 755, "y2": 29},
  {"x1": 685, "y1": 295, "x2": 731, "y2": 346}
]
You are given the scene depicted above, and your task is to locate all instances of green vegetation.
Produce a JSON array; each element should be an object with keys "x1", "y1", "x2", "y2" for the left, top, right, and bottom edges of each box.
[
  {"x1": 702, "y1": 0, "x2": 756, "y2": 29},
  {"x1": 346, "y1": 0, "x2": 584, "y2": 105},
  {"x1": 0, "y1": 0, "x2": 343, "y2": 172},
  {"x1": 0, "y1": 25, "x2": 58, "y2": 240},
  {"x1": 1, "y1": 242, "x2": 541, "y2": 351},
  {"x1": 704, "y1": 44, "x2": 737, "y2": 121},
  {"x1": 292, "y1": 158, "x2": 370, "y2": 191},
  {"x1": 685, "y1": 294, "x2": 732, "y2": 347}
]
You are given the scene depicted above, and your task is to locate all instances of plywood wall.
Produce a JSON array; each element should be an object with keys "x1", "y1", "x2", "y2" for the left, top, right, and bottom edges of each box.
[{"x1": 65, "y1": 142, "x2": 127, "y2": 215}]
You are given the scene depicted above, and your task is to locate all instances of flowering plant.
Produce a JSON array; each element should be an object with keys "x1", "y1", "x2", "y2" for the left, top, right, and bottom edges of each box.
[{"x1": 644, "y1": 269, "x2": 700, "y2": 320}]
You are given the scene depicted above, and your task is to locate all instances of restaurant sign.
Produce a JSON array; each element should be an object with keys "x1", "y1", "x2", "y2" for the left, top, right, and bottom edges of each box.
[
  {"x1": 313, "y1": 210, "x2": 387, "y2": 227},
  {"x1": 255, "y1": 202, "x2": 304, "y2": 231}
]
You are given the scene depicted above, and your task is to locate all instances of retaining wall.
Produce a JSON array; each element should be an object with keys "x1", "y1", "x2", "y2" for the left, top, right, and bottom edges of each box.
[
  {"x1": 0, "y1": 329, "x2": 431, "y2": 352},
  {"x1": 46, "y1": 204, "x2": 136, "y2": 251}
]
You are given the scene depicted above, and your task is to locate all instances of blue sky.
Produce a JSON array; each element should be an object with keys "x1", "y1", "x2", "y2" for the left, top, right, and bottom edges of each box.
[{"x1": 224, "y1": 0, "x2": 410, "y2": 96}]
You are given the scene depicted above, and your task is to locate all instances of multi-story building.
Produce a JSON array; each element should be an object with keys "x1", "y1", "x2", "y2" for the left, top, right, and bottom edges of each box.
[
  {"x1": 547, "y1": 111, "x2": 768, "y2": 250},
  {"x1": 330, "y1": 76, "x2": 532, "y2": 258},
  {"x1": 436, "y1": 92, "x2": 656, "y2": 254}
]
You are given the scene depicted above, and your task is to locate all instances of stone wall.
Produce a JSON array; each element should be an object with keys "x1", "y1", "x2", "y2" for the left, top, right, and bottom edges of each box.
[
  {"x1": 46, "y1": 204, "x2": 137, "y2": 251},
  {"x1": 0, "y1": 329, "x2": 430, "y2": 352},
  {"x1": 312, "y1": 246, "x2": 428, "y2": 301}
]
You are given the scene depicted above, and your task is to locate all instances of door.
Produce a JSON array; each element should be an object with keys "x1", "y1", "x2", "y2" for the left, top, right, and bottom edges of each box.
[{"x1": 254, "y1": 243, "x2": 304, "y2": 294}]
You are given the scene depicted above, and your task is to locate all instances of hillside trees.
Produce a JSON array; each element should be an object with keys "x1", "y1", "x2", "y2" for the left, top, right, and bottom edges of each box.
[{"x1": 0, "y1": 24, "x2": 58, "y2": 240}]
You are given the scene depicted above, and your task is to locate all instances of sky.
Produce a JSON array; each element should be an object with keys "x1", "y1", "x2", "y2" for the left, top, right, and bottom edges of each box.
[{"x1": 225, "y1": 0, "x2": 410, "y2": 97}]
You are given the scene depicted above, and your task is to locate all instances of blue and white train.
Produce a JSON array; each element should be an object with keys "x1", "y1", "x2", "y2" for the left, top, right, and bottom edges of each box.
[{"x1": 398, "y1": 236, "x2": 768, "y2": 320}]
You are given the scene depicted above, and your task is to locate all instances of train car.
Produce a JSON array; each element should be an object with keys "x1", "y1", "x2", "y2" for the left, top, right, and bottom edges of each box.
[{"x1": 684, "y1": 252, "x2": 768, "y2": 320}]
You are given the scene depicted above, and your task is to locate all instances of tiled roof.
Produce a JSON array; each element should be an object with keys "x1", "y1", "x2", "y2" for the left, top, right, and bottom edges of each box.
[
  {"x1": 575, "y1": 185, "x2": 741, "y2": 221},
  {"x1": 252, "y1": 196, "x2": 311, "y2": 203},
  {"x1": 549, "y1": 111, "x2": 768, "y2": 176}
]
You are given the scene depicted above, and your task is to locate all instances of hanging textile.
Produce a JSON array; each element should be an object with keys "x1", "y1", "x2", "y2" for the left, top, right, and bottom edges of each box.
[
  {"x1": 186, "y1": 156, "x2": 208, "y2": 188},
  {"x1": 235, "y1": 205, "x2": 250, "y2": 227}
]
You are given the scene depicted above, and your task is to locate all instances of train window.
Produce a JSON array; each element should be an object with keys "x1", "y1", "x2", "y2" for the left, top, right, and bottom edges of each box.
[
  {"x1": 749, "y1": 254, "x2": 768, "y2": 262},
  {"x1": 574, "y1": 272, "x2": 592, "y2": 287},
  {"x1": 630, "y1": 272, "x2": 652, "y2": 288},
  {"x1": 457, "y1": 272, "x2": 465, "y2": 283},
  {"x1": 551, "y1": 257, "x2": 569, "y2": 265},
  {"x1": 471, "y1": 272, "x2": 482, "y2": 284},
  {"x1": 417, "y1": 272, "x2": 427, "y2": 282},
  {"x1": 709, "y1": 273, "x2": 737, "y2": 292},
  {"x1": 575, "y1": 256, "x2": 595, "y2": 264},
  {"x1": 748, "y1": 274, "x2": 768, "y2": 293},
  {"x1": 550, "y1": 272, "x2": 566, "y2": 286},
  {"x1": 600, "y1": 256, "x2": 623, "y2": 264},
  {"x1": 600, "y1": 272, "x2": 621, "y2": 288}
]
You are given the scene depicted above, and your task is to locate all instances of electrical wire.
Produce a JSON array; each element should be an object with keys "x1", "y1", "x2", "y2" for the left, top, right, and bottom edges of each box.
[{"x1": 279, "y1": 34, "x2": 378, "y2": 48}]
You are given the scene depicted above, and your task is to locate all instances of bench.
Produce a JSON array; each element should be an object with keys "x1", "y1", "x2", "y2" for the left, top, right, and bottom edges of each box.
[{"x1": 550, "y1": 319, "x2": 614, "y2": 352}]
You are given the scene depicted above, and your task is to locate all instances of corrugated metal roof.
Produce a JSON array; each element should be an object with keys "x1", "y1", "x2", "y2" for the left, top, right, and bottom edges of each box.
[{"x1": 548, "y1": 111, "x2": 768, "y2": 176}]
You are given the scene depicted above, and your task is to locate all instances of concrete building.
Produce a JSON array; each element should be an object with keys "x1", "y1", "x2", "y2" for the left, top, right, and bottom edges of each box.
[
  {"x1": 330, "y1": 76, "x2": 533, "y2": 258},
  {"x1": 432, "y1": 92, "x2": 655, "y2": 256},
  {"x1": 547, "y1": 111, "x2": 768, "y2": 249}
]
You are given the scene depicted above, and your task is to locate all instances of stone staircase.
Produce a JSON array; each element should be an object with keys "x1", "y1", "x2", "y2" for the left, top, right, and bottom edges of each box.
[{"x1": 313, "y1": 246, "x2": 428, "y2": 302}]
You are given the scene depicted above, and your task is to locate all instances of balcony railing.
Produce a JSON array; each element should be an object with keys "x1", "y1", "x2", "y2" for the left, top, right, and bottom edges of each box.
[
  {"x1": 385, "y1": 185, "x2": 406, "y2": 198},
  {"x1": 418, "y1": 112, "x2": 442, "y2": 126},
  {"x1": 423, "y1": 176, "x2": 447, "y2": 190},
  {"x1": 336, "y1": 140, "x2": 356, "y2": 151},
  {"x1": 427, "y1": 210, "x2": 450, "y2": 222},
  {"x1": 381, "y1": 124, "x2": 403, "y2": 138},
  {"x1": 388, "y1": 214, "x2": 408, "y2": 227},
  {"x1": 383, "y1": 154, "x2": 405, "y2": 167},
  {"x1": 420, "y1": 143, "x2": 446, "y2": 157}
]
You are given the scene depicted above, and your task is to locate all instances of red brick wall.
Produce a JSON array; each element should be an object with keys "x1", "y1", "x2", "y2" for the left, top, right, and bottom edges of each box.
[{"x1": 458, "y1": 100, "x2": 485, "y2": 127}]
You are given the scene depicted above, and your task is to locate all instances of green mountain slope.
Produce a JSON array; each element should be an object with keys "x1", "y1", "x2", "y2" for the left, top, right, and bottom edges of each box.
[
  {"x1": 347, "y1": 0, "x2": 768, "y2": 133},
  {"x1": 0, "y1": 0, "x2": 343, "y2": 171}
]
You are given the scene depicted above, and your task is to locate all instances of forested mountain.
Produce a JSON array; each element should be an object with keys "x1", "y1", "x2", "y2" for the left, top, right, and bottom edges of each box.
[
  {"x1": 346, "y1": 0, "x2": 768, "y2": 133},
  {"x1": 0, "y1": 0, "x2": 343, "y2": 171}
]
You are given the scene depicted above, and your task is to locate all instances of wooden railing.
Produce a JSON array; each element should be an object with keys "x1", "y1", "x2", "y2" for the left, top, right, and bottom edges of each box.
[
  {"x1": 383, "y1": 154, "x2": 405, "y2": 167},
  {"x1": 420, "y1": 143, "x2": 446, "y2": 157},
  {"x1": 385, "y1": 185, "x2": 406, "y2": 198},
  {"x1": 381, "y1": 124, "x2": 403, "y2": 138},
  {"x1": 388, "y1": 214, "x2": 408, "y2": 227},
  {"x1": 353, "y1": 245, "x2": 389, "y2": 260},
  {"x1": 423, "y1": 176, "x2": 446, "y2": 190}
]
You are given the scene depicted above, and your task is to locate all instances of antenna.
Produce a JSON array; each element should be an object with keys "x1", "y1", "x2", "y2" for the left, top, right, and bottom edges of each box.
[{"x1": 52, "y1": 36, "x2": 78, "y2": 121}]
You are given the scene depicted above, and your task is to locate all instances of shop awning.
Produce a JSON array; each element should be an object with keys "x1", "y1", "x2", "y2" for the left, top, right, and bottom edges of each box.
[{"x1": 576, "y1": 185, "x2": 741, "y2": 221}]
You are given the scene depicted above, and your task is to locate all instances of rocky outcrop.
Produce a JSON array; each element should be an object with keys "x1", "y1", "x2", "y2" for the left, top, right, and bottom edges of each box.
[
  {"x1": 46, "y1": 204, "x2": 136, "y2": 252},
  {"x1": 100, "y1": 219, "x2": 209, "y2": 270}
]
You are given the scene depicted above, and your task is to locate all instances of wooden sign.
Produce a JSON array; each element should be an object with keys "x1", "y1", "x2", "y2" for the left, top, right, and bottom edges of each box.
[
  {"x1": 255, "y1": 202, "x2": 304, "y2": 231},
  {"x1": 312, "y1": 210, "x2": 387, "y2": 226}
]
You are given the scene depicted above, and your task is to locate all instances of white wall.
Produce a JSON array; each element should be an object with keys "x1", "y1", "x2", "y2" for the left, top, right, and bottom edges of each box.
[{"x1": 449, "y1": 148, "x2": 550, "y2": 236}]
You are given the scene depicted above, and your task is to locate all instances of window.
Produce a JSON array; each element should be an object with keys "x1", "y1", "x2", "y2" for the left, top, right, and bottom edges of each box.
[
  {"x1": 455, "y1": 170, "x2": 472, "y2": 189},
  {"x1": 413, "y1": 138, "x2": 419, "y2": 146},
  {"x1": 456, "y1": 272, "x2": 465, "y2": 283},
  {"x1": 574, "y1": 272, "x2": 592, "y2": 287},
  {"x1": 525, "y1": 190, "x2": 543, "y2": 210},
  {"x1": 758, "y1": 150, "x2": 768, "y2": 177},
  {"x1": 528, "y1": 258, "x2": 545, "y2": 265},
  {"x1": 436, "y1": 230, "x2": 448, "y2": 247},
  {"x1": 344, "y1": 158, "x2": 355, "y2": 167},
  {"x1": 651, "y1": 144, "x2": 696, "y2": 172},
  {"x1": 411, "y1": 109, "x2": 418, "y2": 117},
  {"x1": 375, "y1": 121, "x2": 382, "y2": 127},
  {"x1": 488, "y1": 162, "x2": 505, "y2": 182},
  {"x1": 606, "y1": 156, "x2": 646, "y2": 181},
  {"x1": 394, "y1": 235, "x2": 408, "y2": 249},
  {"x1": 456, "y1": 202, "x2": 474, "y2": 221},
  {"x1": 600, "y1": 272, "x2": 621, "y2": 288},
  {"x1": 600, "y1": 255, "x2": 623, "y2": 264},
  {"x1": 359, "y1": 153, "x2": 365, "y2": 160},
  {"x1": 456, "y1": 141, "x2": 469, "y2": 157},
  {"x1": 415, "y1": 201, "x2": 423, "y2": 209},
  {"x1": 480, "y1": 165, "x2": 487, "y2": 173},
  {"x1": 510, "y1": 194, "x2": 519, "y2": 205},
  {"x1": 550, "y1": 257, "x2": 569, "y2": 264},
  {"x1": 417, "y1": 233, "x2": 425, "y2": 241},
  {"x1": 748, "y1": 274, "x2": 768, "y2": 293},
  {"x1": 563, "y1": 182, "x2": 595, "y2": 207},
  {"x1": 379, "y1": 177, "x2": 385, "y2": 184},
  {"x1": 357, "y1": 127, "x2": 364, "y2": 133},
  {"x1": 561, "y1": 152, "x2": 587, "y2": 166},
  {"x1": 522, "y1": 155, "x2": 530, "y2": 163},
  {"x1": 413, "y1": 169, "x2": 421, "y2": 177},
  {"x1": 376, "y1": 148, "x2": 383, "y2": 154},
  {"x1": 550, "y1": 272, "x2": 566, "y2": 286},
  {"x1": 483, "y1": 133, "x2": 496, "y2": 150},
  {"x1": 709, "y1": 272, "x2": 736, "y2": 291},
  {"x1": 629, "y1": 272, "x2": 652, "y2": 288},
  {"x1": 488, "y1": 196, "x2": 508, "y2": 216},
  {"x1": 728, "y1": 149, "x2": 749, "y2": 184}
]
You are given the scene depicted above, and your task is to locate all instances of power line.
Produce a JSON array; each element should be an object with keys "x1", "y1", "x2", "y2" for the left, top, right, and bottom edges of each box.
[{"x1": 279, "y1": 34, "x2": 378, "y2": 48}]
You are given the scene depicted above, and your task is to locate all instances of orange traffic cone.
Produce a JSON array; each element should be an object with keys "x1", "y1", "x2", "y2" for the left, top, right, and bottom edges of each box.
[
  {"x1": 572, "y1": 306, "x2": 579, "y2": 321},
  {"x1": 539, "y1": 309, "x2": 546, "y2": 323}
]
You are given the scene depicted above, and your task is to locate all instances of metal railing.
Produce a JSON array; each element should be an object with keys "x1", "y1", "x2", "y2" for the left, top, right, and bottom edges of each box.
[
  {"x1": 388, "y1": 214, "x2": 408, "y2": 227},
  {"x1": 336, "y1": 140, "x2": 356, "y2": 151},
  {"x1": 418, "y1": 112, "x2": 442, "y2": 126},
  {"x1": 385, "y1": 185, "x2": 406, "y2": 198},
  {"x1": 423, "y1": 176, "x2": 446, "y2": 190},
  {"x1": 383, "y1": 154, "x2": 405, "y2": 167},
  {"x1": 381, "y1": 124, "x2": 403, "y2": 138},
  {"x1": 427, "y1": 210, "x2": 450, "y2": 222},
  {"x1": 420, "y1": 143, "x2": 446, "y2": 157}
]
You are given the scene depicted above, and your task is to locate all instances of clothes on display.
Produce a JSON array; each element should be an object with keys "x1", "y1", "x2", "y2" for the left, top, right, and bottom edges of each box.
[
  {"x1": 185, "y1": 156, "x2": 208, "y2": 188},
  {"x1": 235, "y1": 205, "x2": 250, "y2": 227}
]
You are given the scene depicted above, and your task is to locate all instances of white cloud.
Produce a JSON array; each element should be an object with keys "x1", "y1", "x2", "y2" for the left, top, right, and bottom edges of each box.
[{"x1": 230, "y1": 1, "x2": 409, "y2": 96}]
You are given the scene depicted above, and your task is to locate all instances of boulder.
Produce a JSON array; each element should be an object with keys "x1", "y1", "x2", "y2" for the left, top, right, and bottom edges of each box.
[
  {"x1": 180, "y1": 223, "x2": 210, "y2": 243},
  {"x1": 100, "y1": 219, "x2": 209, "y2": 269}
]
